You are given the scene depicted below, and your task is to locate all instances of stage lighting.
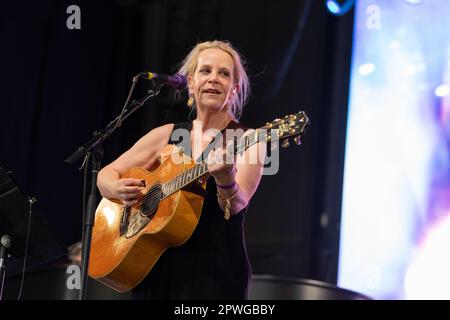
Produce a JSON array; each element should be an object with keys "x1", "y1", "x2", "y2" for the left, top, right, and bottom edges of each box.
[{"x1": 325, "y1": 0, "x2": 355, "y2": 16}]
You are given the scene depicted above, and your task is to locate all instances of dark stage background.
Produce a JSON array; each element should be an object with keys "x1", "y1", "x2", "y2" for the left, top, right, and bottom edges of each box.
[{"x1": 0, "y1": 0, "x2": 353, "y2": 285}]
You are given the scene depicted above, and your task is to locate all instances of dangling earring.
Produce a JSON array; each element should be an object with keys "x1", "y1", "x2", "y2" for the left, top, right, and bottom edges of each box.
[{"x1": 187, "y1": 96, "x2": 194, "y2": 107}]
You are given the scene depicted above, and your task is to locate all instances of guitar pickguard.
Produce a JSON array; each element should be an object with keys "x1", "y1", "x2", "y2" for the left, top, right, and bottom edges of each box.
[
  {"x1": 125, "y1": 212, "x2": 151, "y2": 238},
  {"x1": 123, "y1": 183, "x2": 162, "y2": 238}
]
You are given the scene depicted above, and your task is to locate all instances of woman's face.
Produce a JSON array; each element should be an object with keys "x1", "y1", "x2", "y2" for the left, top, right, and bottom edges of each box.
[{"x1": 188, "y1": 48, "x2": 237, "y2": 113}]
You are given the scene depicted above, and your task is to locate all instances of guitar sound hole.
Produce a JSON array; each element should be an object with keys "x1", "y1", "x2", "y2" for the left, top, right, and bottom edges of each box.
[{"x1": 140, "y1": 183, "x2": 162, "y2": 218}]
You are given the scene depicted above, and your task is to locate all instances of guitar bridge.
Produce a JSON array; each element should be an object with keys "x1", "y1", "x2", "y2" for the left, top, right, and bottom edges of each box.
[{"x1": 119, "y1": 206, "x2": 130, "y2": 236}]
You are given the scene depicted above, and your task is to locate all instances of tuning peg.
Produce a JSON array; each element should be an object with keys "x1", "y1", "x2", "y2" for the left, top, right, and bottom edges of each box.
[
  {"x1": 294, "y1": 136, "x2": 302, "y2": 145},
  {"x1": 281, "y1": 139, "x2": 290, "y2": 148}
]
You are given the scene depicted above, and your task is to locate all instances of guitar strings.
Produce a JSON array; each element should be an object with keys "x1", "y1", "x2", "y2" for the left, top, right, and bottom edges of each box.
[
  {"x1": 128, "y1": 129, "x2": 265, "y2": 206},
  {"x1": 122, "y1": 121, "x2": 302, "y2": 216},
  {"x1": 133, "y1": 131, "x2": 263, "y2": 205},
  {"x1": 138, "y1": 139, "x2": 244, "y2": 203},
  {"x1": 132, "y1": 161, "x2": 208, "y2": 204},
  {"x1": 130, "y1": 119, "x2": 304, "y2": 207}
]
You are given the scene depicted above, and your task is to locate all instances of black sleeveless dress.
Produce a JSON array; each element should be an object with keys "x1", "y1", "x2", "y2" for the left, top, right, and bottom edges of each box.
[{"x1": 131, "y1": 121, "x2": 252, "y2": 300}]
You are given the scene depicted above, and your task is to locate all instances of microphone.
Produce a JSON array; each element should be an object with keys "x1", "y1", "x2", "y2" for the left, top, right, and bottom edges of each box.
[
  {"x1": 0, "y1": 235, "x2": 13, "y2": 249},
  {"x1": 0, "y1": 235, "x2": 13, "y2": 268},
  {"x1": 139, "y1": 72, "x2": 187, "y2": 90}
]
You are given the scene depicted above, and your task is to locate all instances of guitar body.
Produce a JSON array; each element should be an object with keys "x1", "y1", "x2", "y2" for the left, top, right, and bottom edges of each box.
[{"x1": 88, "y1": 145, "x2": 206, "y2": 292}]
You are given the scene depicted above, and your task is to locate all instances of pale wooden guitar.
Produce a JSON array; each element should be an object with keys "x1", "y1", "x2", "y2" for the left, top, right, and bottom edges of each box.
[{"x1": 88, "y1": 111, "x2": 309, "y2": 292}]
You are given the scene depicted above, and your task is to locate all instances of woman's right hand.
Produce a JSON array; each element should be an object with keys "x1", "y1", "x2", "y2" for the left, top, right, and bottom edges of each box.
[{"x1": 113, "y1": 178, "x2": 145, "y2": 207}]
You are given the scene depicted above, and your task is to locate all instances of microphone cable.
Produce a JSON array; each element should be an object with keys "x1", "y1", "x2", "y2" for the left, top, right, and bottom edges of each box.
[{"x1": 17, "y1": 197, "x2": 36, "y2": 300}]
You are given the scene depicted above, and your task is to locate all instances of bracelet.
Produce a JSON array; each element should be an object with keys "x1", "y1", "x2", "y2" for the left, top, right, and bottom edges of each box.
[
  {"x1": 217, "y1": 185, "x2": 239, "y2": 220},
  {"x1": 216, "y1": 181, "x2": 237, "y2": 189}
]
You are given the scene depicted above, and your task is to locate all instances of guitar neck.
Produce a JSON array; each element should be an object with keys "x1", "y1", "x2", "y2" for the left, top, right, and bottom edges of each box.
[
  {"x1": 161, "y1": 129, "x2": 264, "y2": 199},
  {"x1": 160, "y1": 111, "x2": 309, "y2": 199}
]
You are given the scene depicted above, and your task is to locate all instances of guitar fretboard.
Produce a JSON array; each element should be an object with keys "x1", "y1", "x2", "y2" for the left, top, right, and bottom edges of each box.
[{"x1": 160, "y1": 129, "x2": 266, "y2": 199}]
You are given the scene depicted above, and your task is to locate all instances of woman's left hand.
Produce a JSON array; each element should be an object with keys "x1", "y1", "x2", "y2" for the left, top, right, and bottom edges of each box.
[{"x1": 207, "y1": 143, "x2": 237, "y2": 186}]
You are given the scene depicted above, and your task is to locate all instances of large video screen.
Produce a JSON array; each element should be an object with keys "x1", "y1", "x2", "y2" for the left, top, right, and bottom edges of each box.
[{"x1": 338, "y1": 0, "x2": 450, "y2": 299}]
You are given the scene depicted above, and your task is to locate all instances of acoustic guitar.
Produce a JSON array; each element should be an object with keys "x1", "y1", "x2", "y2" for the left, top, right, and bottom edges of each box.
[{"x1": 88, "y1": 111, "x2": 310, "y2": 292}]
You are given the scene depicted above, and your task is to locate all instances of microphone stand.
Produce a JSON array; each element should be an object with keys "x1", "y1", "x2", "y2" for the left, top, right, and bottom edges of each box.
[
  {"x1": 65, "y1": 75, "x2": 162, "y2": 300},
  {"x1": 0, "y1": 235, "x2": 12, "y2": 301}
]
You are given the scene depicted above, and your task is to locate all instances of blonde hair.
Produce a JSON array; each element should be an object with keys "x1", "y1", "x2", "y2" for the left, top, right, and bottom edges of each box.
[{"x1": 177, "y1": 40, "x2": 250, "y2": 120}]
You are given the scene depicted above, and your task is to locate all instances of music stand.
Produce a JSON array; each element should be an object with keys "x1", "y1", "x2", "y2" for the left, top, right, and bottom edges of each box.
[{"x1": 0, "y1": 167, "x2": 66, "y2": 300}]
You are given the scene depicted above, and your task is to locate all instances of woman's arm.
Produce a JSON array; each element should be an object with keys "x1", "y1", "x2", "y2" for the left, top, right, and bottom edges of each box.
[
  {"x1": 208, "y1": 129, "x2": 266, "y2": 216},
  {"x1": 97, "y1": 123, "x2": 174, "y2": 206}
]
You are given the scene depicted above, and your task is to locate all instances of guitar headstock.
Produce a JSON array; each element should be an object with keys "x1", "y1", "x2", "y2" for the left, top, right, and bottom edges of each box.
[{"x1": 260, "y1": 111, "x2": 310, "y2": 147}]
